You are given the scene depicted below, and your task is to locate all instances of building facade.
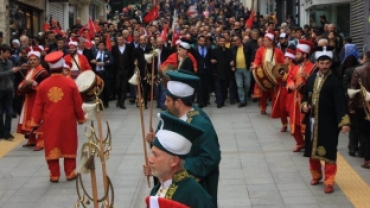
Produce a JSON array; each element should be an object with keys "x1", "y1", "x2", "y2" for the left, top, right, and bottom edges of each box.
[
  {"x1": 350, "y1": 0, "x2": 370, "y2": 55},
  {"x1": 47, "y1": 0, "x2": 108, "y2": 32},
  {"x1": 3, "y1": 0, "x2": 46, "y2": 43},
  {"x1": 300, "y1": 0, "x2": 350, "y2": 37}
]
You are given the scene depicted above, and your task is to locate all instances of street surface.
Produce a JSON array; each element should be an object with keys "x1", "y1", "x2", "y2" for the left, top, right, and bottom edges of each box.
[{"x1": 0, "y1": 98, "x2": 369, "y2": 208}]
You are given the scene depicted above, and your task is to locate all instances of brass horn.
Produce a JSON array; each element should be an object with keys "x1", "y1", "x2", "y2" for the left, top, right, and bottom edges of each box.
[
  {"x1": 144, "y1": 53, "x2": 154, "y2": 63},
  {"x1": 129, "y1": 60, "x2": 140, "y2": 86}
]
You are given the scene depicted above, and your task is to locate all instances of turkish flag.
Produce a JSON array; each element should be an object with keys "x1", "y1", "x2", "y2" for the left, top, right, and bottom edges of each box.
[
  {"x1": 187, "y1": 5, "x2": 198, "y2": 18},
  {"x1": 127, "y1": 35, "x2": 133, "y2": 43},
  {"x1": 77, "y1": 17, "x2": 101, "y2": 39},
  {"x1": 144, "y1": 5, "x2": 159, "y2": 23},
  {"x1": 84, "y1": 34, "x2": 92, "y2": 49},
  {"x1": 106, "y1": 36, "x2": 112, "y2": 51},
  {"x1": 171, "y1": 30, "x2": 180, "y2": 46},
  {"x1": 245, "y1": 10, "x2": 255, "y2": 29},
  {"x1": 161, "y1": 24, "x2": 168, "y2": 42}
]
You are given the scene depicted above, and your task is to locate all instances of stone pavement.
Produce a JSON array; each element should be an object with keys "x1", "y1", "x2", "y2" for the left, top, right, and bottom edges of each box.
[{"x1": 0, "y1": 98, "x2": 368, "y2": 208}]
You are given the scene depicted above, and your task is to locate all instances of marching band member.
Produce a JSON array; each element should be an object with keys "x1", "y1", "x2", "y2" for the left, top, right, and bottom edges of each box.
[
  {"x1": 251, "y1": 30, "x2": 284, "y2": 114},
  {"x1": 146, "y1": 112, "x2": 214, "y2": 207},
  {"x1": 31, "y1": 51, "x2": 86, "y2": 183},
  {"x1": 18, "y1": 45, "x2": 49, "y2": 151},
  {"x1": 64, "y1": 37, "x2": 92, "y2": 79},
  {"x1": 144, "y1": 72, "x2": 220, "y2": 207},
  {"x1": 286, "y1": 40, "x2": 314, "y2": 152},
  {"x1": 301, "y1": 47, "x2": 350, "y2": 194},
  {"x1": 271, "y1": 48, "x2": 296, "y2": 132}
]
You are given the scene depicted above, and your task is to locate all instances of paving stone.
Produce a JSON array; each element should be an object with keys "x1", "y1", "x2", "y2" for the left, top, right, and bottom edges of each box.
[{"x1": 0, "y1": 101, "x2": 362, "y2": 207}]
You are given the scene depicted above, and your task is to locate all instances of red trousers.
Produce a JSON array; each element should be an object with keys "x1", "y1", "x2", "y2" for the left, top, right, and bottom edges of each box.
[
  {"x1": 260, "y1": 90, "x2": 275, "y2": 111},
  {"x1": 309, "y1": 158, "x2": 337, "y2": 185},
  {"x1": 27, "y1": 134, "x2": 44, "y2": 148},
  {"x1": 292, "y1": 125, "x2": 304, "y2": 145},
  {"x1": 47, "y1": 158, "x2": 76, "y2": 181}
]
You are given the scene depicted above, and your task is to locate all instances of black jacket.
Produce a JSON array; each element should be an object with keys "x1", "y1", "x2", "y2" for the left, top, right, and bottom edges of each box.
[
  {"x1": 231, "y1": 43, "x2": 252, "y2": 70},
  {"x1": 133, "y1": 44, "x2": 153, "y2": 77},
  {"x1": 91, "y1": 50, "x2": 114, "y2": 75},
  {"x1": 192, "y1": 45, "x2": 212, "y2": 75},
  {"x1": 112, "y1": 43, "x2": 134, "y2": 75},
  {"x1": 211, "y1": 47, "x2": 233, "y2": 80}
]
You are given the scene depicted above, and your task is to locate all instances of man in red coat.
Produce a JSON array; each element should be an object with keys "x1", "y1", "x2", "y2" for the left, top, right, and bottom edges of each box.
[
  {"x1": 18, "y1": 46, "x2": 49, "y2": 151},
  {"x1": 286, "y1": 40, "x2": 314, "y2": 152},
  {"x1": 251, "y1": 30, "x2": 284, "y2": 114},
  {"x1": 271, "y1": 49, "x2": 296, "y2": 132},
  {"x1": 31, "y1": 51, "x2": 86, "y2": 183},
  {"x1": 64, "y1": 37, "x2": 91, "y2": 79}
]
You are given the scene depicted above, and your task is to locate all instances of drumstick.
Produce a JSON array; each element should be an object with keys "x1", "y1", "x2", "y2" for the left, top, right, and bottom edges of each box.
[{"x1": 137, "y1": 75, "x2": 151, "y2": 188}]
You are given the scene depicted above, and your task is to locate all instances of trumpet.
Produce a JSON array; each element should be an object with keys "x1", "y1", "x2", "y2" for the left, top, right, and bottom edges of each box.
[{"x1": 129, "y1": 60, "x2": 140, "y2": 86}]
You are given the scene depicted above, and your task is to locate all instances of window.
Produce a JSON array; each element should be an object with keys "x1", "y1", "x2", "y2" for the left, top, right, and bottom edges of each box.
[
  {"x1": 89, "y1": 5, "x2": 97, "y2": 20},
  {"x1": 9, "y1": 1, "x2": 41, "y2": 37}
]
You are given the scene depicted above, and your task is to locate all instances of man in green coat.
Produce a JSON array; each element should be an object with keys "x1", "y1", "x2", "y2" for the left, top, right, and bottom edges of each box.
[
  {"x1": 145, "y1": 71, "x2": 221, "y2": 207},
  {"x1": 146, "y1": 112, "x2": 215, "y2": 208}
]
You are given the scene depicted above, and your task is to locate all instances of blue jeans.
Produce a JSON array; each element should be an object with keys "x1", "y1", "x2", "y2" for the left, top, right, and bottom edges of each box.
[
  {"x1": 235, "y1": 69, "x2": 251, "y2": 102},
  {"x1": 154, "y1": 82, "x2": 166, "y2": 107},
  {"x1": 0, "y1": 89, "x2": 13, "y2": 135}
]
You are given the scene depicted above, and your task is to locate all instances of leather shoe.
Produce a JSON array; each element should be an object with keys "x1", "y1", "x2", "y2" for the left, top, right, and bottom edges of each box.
[
  {"x1": 238, "y1": 102, "x2": 246, "y2": 108},
  {"x1": 120, "y1": 105, "x2": 126, "y2": 109},
  {"x1": 280, "y1": 126, "x2": 287, "y2": 132},
  {"x1": 261, "y1": 110, "x2": 267, "y2": 114},
  {"x1": 67, "y1": 175, "x2": 77, "y2": 181},
  {"x1": 23, "y1": 142, "x2": 36, "y2": 147},
  {"x1": 324, "y1": 184, "x2": 334, "y2": 194},
  {"x1": 293, "y1": 145, "x2": 305, "y2": 152},
  {"x1": 50, "y1": 179, "x2": 59, "y2": 183},
  {"x1": 129, "y1": 99, "x2": 135, "y2": 104},
  {"x1": 348, "y1": 150, "x2": 357, "y2": 157},
  {"x1": 310, "y1": 177, "x2": 322, "y2": 185},
  {"x1": 160, "y1": 106, "x2": 166, "y2": 111},
  {"x1": 33, "y1": 146, "x2": 44, "y2": 151},
  {"x1": 198, "y1": 104, "x2": 204, "y2": 108}
]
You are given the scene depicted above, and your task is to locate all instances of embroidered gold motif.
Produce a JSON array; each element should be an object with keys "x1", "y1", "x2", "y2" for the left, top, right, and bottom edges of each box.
[
  {"x1": 67, "y1": 169, "x2": 76, "y2": 179},
  {"x1": 172, "y1": 169, "x2": 190, "y2": 182},
  {"x1": 338, "y1": 114, "x2": 351, "y2": 127},
  {"x1": 317, "y1": 146, "x2": 326, "y2": 156},
  {"x1": 48, "y1": 87, "x2": 64, "y2": 103},
  {"x1": 257, "y1": 68, "x2": 264, "y2": 78},
  {"x1": 186, "y1": 110, "x2": 199, "y2": 123},
  {"x1": 47, "y1": 148, "x2": 62, "y2": 160},
  {"x1": 165, "y1": 184, "x2": 178, "y2": 199}
]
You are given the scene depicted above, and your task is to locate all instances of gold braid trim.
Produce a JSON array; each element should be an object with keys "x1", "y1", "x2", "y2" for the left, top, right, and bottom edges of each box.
[
  {"x1": 186, "y1": 110, "x2": 199, "y2": 123},
  {"x1": 338, "y1": 114, "x2": 350, "y2": 128},
  {"x1": 165, "y1": 169, "x2": 190, "y2": 199}
]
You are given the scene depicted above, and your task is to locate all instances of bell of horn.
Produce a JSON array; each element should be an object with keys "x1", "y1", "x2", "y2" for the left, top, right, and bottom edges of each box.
[
  {"x1": 365, "y1": 90, "x2": 370, "y2": 102},
  {"x1": 153, "y1": 48, "x2": 160, "y2": 56},
  {"x1": 129, "y1": 73, "x2": 139, "y2": 86},
  {"x1": 347, "y1": 89, "x2": 360, "y2": 99},
  {"x1": 145, "y1": 53, "x2": 154, "y2": 63}
]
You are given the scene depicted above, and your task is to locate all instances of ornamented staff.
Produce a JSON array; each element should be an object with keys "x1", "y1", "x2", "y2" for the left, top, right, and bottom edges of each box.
[{"x1": 75, "y1": 71, "x2": 114, "y2": 208}]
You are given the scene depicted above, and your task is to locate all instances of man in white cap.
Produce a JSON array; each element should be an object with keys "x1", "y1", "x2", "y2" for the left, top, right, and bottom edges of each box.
[
  {"x1": 18, "y1": 45, "x2": 49, "y2": 150},
  {"x1": 286, "y1": 40, "x2": 314, "y2": 152},
  {"x1": 145, "y1": 112, "x2": 214, "y2": 208},
  {"x1": 31, "y1": 51, "x2": 86, "y2": 183},
  {"x1": 301, "y1": 47, "x2": 350, "y2": 194},
  {"x1": 251, "y1": 30, "x2": 285, "y2": 114},
  {"x1": 64, "y1": 37, "x2": 92, "y2": 79},
  {"x1": 271, "y1": 48, "x2": 296, "y2": 133},
  {"x1": 145, "y1": 71, "x2": 220, "y2": 207}
]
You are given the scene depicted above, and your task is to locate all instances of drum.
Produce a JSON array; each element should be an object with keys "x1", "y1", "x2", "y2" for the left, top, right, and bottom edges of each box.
[
  {"x1": 272, "y1": 63, "x2": 288, "y2": 81},
  {"x1": 252, "y1": 62, "x2": 278, "y2": 92},
  {"x1": 75, "y1": 70, "x2": 104, "y2": 101}
]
